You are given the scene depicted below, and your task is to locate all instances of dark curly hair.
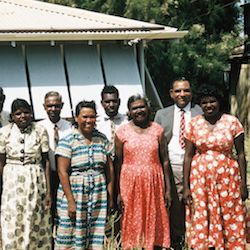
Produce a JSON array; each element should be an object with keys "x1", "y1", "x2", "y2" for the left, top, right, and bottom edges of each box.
[{"x1": 196, "y1": 84, "x2": 224, "y2": 105}]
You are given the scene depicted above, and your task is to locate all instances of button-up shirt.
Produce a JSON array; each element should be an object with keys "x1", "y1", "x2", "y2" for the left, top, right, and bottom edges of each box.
[{"x1": 38, "y1": 118, "x2": 72, "y2": 171}]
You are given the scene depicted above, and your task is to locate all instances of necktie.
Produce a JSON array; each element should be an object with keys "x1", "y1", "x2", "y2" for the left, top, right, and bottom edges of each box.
[
  {"x1": 54, "y1": 124, "x2": 59, "y2": 147},
  {"x1": 179, "y1": 110, "x2": 185, "y2": 149}
]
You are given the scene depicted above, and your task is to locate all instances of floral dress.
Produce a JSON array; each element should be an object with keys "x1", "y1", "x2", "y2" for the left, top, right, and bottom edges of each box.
[
  {"x1": 0, "y1": 123, "x2": 51, "y2": 250},
  {"x1": 185, "y1": 114, "x2": 246, "y2": 249},
  {"x1": 116, "y1": 122, "x2": 170, "y2": 250}
]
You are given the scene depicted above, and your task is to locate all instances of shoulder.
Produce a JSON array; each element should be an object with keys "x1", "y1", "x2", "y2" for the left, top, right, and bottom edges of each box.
[
  {"x1": 93, "y1": 129, "x2": 109, "y2": 141},
  {"x1": 60, "y1": 118, "x2": 72, "y2": 127},
  {"x1": 155, "y1": 105, "x2": 174, "y2": 116},
  {"x1": 191, "y1": 104, "x2": 203, "y2": 114},
  {"x1": 222, "y1": 113, "x2": 241, "y2": 123},
  {"x1": 151, "y1": 121, "x2": 164, "y2": 132},
  {"x1": 0, "y1": 123, "x2": 13, "y2": 135}
]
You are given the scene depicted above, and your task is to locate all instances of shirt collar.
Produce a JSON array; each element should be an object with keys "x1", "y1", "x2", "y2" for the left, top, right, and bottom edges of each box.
[
  {"x1": 104, "y1": 113, "x2": 123, "y2": 121},
  {"x1": 174, "y1": 102, "x2": 191, "y2": 113}
]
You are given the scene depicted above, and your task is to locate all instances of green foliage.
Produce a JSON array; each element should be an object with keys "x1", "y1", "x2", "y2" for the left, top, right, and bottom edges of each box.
[{"x1": 44, "y1": 0, "x2": 243, "y2": 105}]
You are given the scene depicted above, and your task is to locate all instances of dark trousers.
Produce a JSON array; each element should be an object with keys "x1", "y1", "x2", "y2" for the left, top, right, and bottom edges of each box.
[{"x1": 51, "y1": 170, "x2": 59, "y2": 223}]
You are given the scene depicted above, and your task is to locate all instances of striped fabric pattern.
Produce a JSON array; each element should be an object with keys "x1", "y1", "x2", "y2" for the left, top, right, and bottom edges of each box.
[{"x1": 55, "y1": 129, "x2": 112, "y2": 250}]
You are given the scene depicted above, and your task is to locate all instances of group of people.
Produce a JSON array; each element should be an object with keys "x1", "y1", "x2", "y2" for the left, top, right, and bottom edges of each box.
[{"x1": 0, "y1": 77, "x2": 248, "y2": 250}]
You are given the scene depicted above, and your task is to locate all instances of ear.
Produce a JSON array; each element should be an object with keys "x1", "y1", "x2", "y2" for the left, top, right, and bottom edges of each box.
[
  {"x1": 101, "y1": 100, "x2": 104, "y2": 107},
  {"x1": 118, "y1": 98, "x2": 121, "y2": 106},
  {"x1": 169, "y1": 89, "x2": 174, "y2": 99},
  {"x1": 74, "y1": 116, "x2": 78, "y2": 123},
  {"x1": 61, "y1": 102, "x2": 64, "y2": 108}
]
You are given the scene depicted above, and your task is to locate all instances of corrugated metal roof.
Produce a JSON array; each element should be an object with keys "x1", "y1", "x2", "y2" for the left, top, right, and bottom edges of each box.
[{"x1": 0, "y1": 0, "x2": 187, "y2": 41}]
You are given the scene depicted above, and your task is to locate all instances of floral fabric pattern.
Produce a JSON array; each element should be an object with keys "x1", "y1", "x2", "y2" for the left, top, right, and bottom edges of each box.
[
  {"x1": 0, "y1": 122, "x2": 51, "y2": 250},
  {"x1": 185, "y1": 114, "x2": 246, "y2": 249},
  {"x1": 116, "y1": 122, "x2": 170, "y2": 250}
]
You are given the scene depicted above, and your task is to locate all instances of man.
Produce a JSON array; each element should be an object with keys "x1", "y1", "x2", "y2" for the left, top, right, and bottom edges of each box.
[
  {"x1": 38, "y1": 91, "x2": 72, "y2": 239},
  {"x1": 154, "y1": 78, "x2": 202, "y2": 249},
  {"x1": 0, "y1": 87, "x2": 9, "y2": 127},
  {"x1": 97, "y1": 85, "x2": 127, "y2": 149}
]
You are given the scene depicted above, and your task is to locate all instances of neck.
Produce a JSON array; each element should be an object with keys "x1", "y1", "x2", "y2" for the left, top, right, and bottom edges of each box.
[
  {"x1": 132, "y1": 119, "x2": 150, "y2": 129},
  {"x1": 204, "y1": 112, "x2": 222, "y2": 125}
]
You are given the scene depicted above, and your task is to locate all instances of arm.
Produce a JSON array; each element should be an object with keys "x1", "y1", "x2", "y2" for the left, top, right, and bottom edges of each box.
[
  {"x1": 57, "y1": 156, "x2": 76, "y2": 219},
  {"x1": 159, "y1": 132, "x2": 171, "y2": 208},
  {"x1": 183, "y1": 139, "x2": 195, "y2": 205},
  {"x1": 0, "y1": 153, "x2": 6, "y2": 195},
  {"x1": 234, "y1": 133, "x2": 248, "y2": 201},
  {"x1": 106, "y1": 155, "x2": 115, "y2": 212},
  {"x1": 114, "y1": 135, "x2": 124, "y2": 209},
  {"x1": 41, "y1": 152, "x2": 51, "y2": 210}
]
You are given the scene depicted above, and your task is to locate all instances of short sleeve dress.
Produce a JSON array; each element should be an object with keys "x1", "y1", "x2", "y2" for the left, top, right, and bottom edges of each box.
[
  {"x1": 185, "y1": 114, "x2": 246, "y2": 249},
  {"x1": 116, "y1": 122, "x2": 170, "y2": 250},
  {"x1": 0, "y1": 122, "x2": 51, "y2": 250},
  {"x1": 55, "y1": 128, "x2": 112, "y2": 250}
]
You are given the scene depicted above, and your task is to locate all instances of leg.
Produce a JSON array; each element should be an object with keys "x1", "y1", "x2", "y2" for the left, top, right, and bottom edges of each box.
[{"x1": 169, "y1": 165, "x2": 185, "y2": 249}]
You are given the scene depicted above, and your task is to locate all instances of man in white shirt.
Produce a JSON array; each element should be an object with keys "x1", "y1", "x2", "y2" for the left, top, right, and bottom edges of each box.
[
  {"x1": 97, "y1": 85, "x2": 127, "y2": 149},
  {"x1": 38, "y1": 91, "x2": 72, "y2": 234},
  {"x1": 0, "y1": 87, "x2": 9, "y2": 127},
  {"x1": 154, "y1": 78, "x2": 202, "y2": 250}
]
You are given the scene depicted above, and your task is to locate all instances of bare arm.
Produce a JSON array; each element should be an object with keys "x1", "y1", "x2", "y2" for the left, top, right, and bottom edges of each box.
[
  {"x1": 0, "y1": 153, "x2": 6, "y2": 194},
  {"x1": 57, "y1": 156, "x2": 76, "y2": 219},
  {"x1": 114, "y1": 135, "x2": 124, "y2": 208},
  {"x1": 183, "y1": 139, "x2": 195, "y2": 205},
  {"x1": 234, "y1": 133, "x2": 248, "y2": 201},
  {"x1": 159, "y1": 132, "x2": 171, "y2": 208},
  {"x1": 106, "y1": 155, "x2": 115, "y2": 211},
  {"x1": 41, "y1": 152, "x2": 51, "y2": 210}
]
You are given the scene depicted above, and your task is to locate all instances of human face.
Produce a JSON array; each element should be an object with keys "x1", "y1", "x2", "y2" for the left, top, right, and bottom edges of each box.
[
  {"x1": 170, "y1": 80, "x2": 192, "y2": 109},
  {"x1": 200, "y1": 96, "x2": 220, "y2": 117},
  {"x1": 75, "y1": 107, "x2": 96, "y2": 135},
  {"x1": 101, "y1": 93, "x2": 120, "y2": 118},
  {"x1": 12, "y1": 108, "x2": 32, "y2": 129},
  {"x1": 129, "y1": 99, "x2": 149, "y2": 125},
  {"x1": 43, "y1": 96, "x2": 63, "y2": 123}
]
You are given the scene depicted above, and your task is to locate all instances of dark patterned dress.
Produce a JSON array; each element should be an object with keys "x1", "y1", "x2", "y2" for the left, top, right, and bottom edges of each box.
[{"x1": 0, "y1": 123, "x2": 51, "y2": 250}]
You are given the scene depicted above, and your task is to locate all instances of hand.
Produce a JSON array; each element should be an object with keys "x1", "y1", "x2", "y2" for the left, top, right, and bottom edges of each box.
[
  {"x1": 117, "y1": 194, "x2": 124, "y2": 213},
  {"x1": 108, "y1": 196, "x2": 115, "y2": 214},
  {"x1": 164, "y1": 191, "x2": 171, "y2": 209},
  {"x1": 68, "y1": 199, "x2": 76, "y2": 220},
  {"x1": 183, "y1": 187, "x2": 192, "y2": 206},
  {"x1": 240, "y1": 183, "x2": 248, "y2": 201},
  {"x1": 44, "y1": 193, "x2": 52, "y2": 210}
]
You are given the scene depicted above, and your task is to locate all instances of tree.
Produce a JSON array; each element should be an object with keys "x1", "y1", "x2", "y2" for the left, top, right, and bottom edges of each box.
[{"x1": 44, "y1": 0, "x2": 242, "y2": 105}]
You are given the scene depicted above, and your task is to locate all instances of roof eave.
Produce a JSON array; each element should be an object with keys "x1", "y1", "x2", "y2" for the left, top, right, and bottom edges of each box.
[{"x1": 0, "y1": 30, "x2": 188, "y2": 42}]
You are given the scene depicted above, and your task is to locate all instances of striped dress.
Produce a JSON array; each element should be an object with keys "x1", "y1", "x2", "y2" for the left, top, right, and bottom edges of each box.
[{"x1": 55, "y1": 128, "x2": 112, "y2": 250}]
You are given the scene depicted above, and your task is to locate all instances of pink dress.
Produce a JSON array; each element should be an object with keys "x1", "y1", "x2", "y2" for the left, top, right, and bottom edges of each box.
[
  {"x1": 185, "y1": 114, "x2": 246, "y2": 249},
  {"x1": 116, "y1": 122, "x2": 170, "y2": 250}
]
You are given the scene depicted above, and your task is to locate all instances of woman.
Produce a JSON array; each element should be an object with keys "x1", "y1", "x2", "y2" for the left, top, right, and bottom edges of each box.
[
  {"x1": 115, "y1": 94, "x2": 171, "y2": 250},
  {"x1": 183, "y1": 85, "x2": 248, "y2": 249},
  {"x1": 0, "y1": 98, "x2": 51, "y2": 249},
  {"x1": 55, "y1": 100, "x2": 114, "y2": 249}
]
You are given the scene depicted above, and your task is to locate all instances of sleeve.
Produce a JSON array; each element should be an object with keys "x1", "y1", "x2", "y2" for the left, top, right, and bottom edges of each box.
[
  {"x1": 40, "y1": 126, "x2": 50, "y2": 153},
  {"x1": 231, "y1": 116, "x2": 244, "y2": 138},
  {"x1": 55, "y1": 136, "x2": 72, "y2": 159},
  {"x1": 115, "y1": 125, "x2": 126, "y2": 143},
  {"x1": 104, "y1": 138, "x2": 113, "y2": 156},
  {"x1": 185, "y1": 119, "x2": 196, "y2": 143},
  {"x1": 0, "y1": 127, "x2": 7, "y2": 154}
]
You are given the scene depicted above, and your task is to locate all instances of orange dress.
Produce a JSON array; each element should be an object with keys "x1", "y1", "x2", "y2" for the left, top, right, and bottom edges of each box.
[
  {"x1": 185, "y1": 114, "x2": 246, "y2": 249},
  {"x1": 116, "y1": 122, "x2": 170, "y2": 250}
]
